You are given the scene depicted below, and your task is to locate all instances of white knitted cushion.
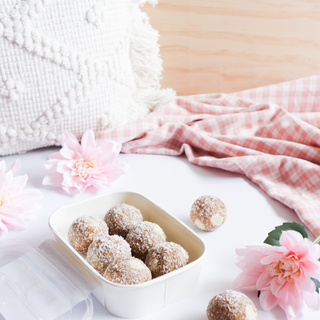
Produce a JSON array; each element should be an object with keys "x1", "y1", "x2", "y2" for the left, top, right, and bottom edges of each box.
[{"x1": 0, "y1": 0, "x2": 174, "y2": 155}]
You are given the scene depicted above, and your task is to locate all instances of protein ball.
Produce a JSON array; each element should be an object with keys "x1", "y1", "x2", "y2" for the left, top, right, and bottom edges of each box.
[
  {"x1": 86, "y1": 235, "x2": 131, "y2": 274},
  {"x1": 68, "y1": 215, "x2": 109, "y2": 253},
  {"x1": 103, "y1": 257, "x2": 152, "y2": 285},
  {"x1": 104, "y1": 203, "x2": 143, "y2": 238},
  {"x1": 126, "y1": 221, "x2": 167, "y2": 261},
  {"x1": 206, "y1": 290, "x2": 257, "y2": 320},
  {"x1": 145, "y1": 242, "x2": 189, "y2": 278},
  {"x1": 190, "y1": 195, "x2": 227, "y2": 231}
]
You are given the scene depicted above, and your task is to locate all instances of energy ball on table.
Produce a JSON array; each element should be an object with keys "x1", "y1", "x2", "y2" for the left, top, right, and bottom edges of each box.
[
  {"x1": 103, "y1": 257, "x2": 152, "y2": 285},
  {"x1": 206, "y1": 290, "x2": 257, "y2": 320},
  {"x1": 68, "y1": 215, "x2": 109, "y2": 253},
  {"x1": 190, "y1": 195, "x2": 227, "y2": 231},
  {"x1": 145, "y1": 242, "x2": 189, "y2": 278},
  {"x1": 126, "y1": 221, "x2": 167, "y2": 261},
  {"x1": 86, "y1": 235, "x2": 131, "y2": 274},
  {"x1": 104, "y1": 203, "x2": 143, "y2": 238}
]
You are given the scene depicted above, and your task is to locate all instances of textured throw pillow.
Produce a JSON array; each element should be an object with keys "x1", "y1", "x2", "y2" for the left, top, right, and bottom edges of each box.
[{"x1": 0, "y1": 0, "x2": 175, "y2": 156}]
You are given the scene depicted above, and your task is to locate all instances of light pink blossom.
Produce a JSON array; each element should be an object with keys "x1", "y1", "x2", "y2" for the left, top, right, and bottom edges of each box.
[
  {"x1": 0, "y1": 159, "x2": 42, "y2": 233},
  {"x1": 43, "y1": 130, "x2": 128, "y2": 194},
  {"x1": 233, "y1": 230, "x2": 320, "y2": 319}
]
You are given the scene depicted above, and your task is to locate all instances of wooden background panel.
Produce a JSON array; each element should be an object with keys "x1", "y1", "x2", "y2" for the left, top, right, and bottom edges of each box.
[{"x1": 143, "y1": 0, "x2": 320, "y2": 95}]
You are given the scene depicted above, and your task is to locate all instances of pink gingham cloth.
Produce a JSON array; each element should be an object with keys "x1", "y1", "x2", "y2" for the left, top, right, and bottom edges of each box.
[{"x1": 97, "y1": 75, "x2": 320, "y2": 237}]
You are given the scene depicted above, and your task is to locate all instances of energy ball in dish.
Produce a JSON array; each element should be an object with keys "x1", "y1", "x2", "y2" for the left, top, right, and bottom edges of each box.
[
  {"x1": 103, "y1": 257, "x2": 152, "y2": 285},
  {"x1": 68, "y1": 215, "x2": 109, "y2": 253},
  {"x1": 190, "y1": 195, "x2": 227, "y2": 231},
  {"x1": 206, "y1": 290, "x2": 257, "y2": 320},
  {"x1": 145, "y1": 242, "x2": 189, "y2": 278},
  {"x1": 126, "y1": 221, "x2": 167, "y2": 261},
  {"x1": 104, "y1": 203, "x2": 143, "y2": 238},
  {"x1": 86, "y1": 235, "x2": 131, "y2": 274}
]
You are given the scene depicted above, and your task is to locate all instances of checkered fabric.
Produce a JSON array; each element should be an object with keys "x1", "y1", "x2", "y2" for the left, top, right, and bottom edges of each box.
[{"x1": 97, "y1": 75, "x2": 320, "y2": 237}]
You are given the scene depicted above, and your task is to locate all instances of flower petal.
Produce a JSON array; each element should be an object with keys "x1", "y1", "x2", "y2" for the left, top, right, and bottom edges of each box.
[
  {"x1": 9, "y1": 174, "x2": 28, "y2": 195},
  {"x1": 42, "y1": 173, "x2": 63, "y2": 186},
  {"x1": 17, "y1": 188, "x2": 43, "y2": 202},
  {"x1": 302, "y1": 259, "x2": 320, "y2": 279},
  {"x1": 279, "y1": 230, "x2": 303, "y2": 249},
  {"x1": 0, "y1": 172, "x2": 7, "y2": 190},
  {"x1": 233, "y1": 272, "x2": 259, "y2": 291},
  {"x1": 74, "y1": 180, "x2": 90, "y2": 193},
  {"x1": 270, "y1": 278, "x2": 288, "y2": 298},
  {"x1": 61, "y1": 185, "x2": 79, "y2": 195},
  {"x1": 81, "y1": 130, "x2": 96, "y2": 159},
  {"x1": 98, "y1": 140, "x2": 122, "y2": 161},
  {"x1": 89, "y1": 179, "x2": 108, "y2": 190},
  {"x1": 0, "y1": 160, "x2": 6, "y2": 172},
  {"x1": 236, "y1": 244, "x2": 269, "y2": 256},
  {"x1": 60, "y1": 148, "x2": 77, "y2": 160},
  {"x1": 56, "y1": 160, "x2": 72, "y2": 174},
  {"x1": 236, "y1": 252, "x2": 266, "y2": 276},
  {"x1": 294, "y1": 267, "x2": 311, "y2": 291},
  {"x1": 0, "y1": 160, "x2": 42, "y2": 233},
  {"x1": 48, "y1": 151, "x2": 65, "y2": 160},
  {"x1": 43, "y1": 159, "x2": 60, "y2": 171},
  {"x1": 61, "y1": 130, "x2": 81, "y2": 153},
  {"x1": 256, "y1": 271, "x2": 273, "y2": 290},
  {"x1": 5, "y1": 159, "x2": 21, "y2": 174},
  {"x1": 62, "y1": 172, "x2": 78, "y2": 188},
  {"x1": 278, "y1": 291, "x2": 304, "y2": 319},
  {"x1": 1, "y1": 214, "x2": 27, "y2": 229},
  {"x1": 101, "y1": 164, "x2": 128, "y2": 184},
  {"x1": 259, "y1": 290, "x2": 278, "y2": 311},
  {"x1": 260, "y1": 252, "x2": 284, "y2": 265},
  {"x1": 260, "y1": 245, "x2": 286, "y2": 255},
  {"x1": 303, "y1": 284, "x2": 320, "y2": 310},
  {"x1": 0, "y1": 219, "x2": 8, "y2": 232},
  {"x1": 295, "y1": 238, "x2": 320, "y2": 263}
]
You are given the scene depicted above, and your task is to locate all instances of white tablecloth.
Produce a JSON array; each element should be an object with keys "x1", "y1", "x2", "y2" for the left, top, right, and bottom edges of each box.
[{"x1": 1, "y1": 147, "x2": 318, "y2": 320}]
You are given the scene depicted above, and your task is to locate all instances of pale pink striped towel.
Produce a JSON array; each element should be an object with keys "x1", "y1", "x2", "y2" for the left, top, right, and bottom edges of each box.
[{"x1": 97, "y1": 75, "x2": 320, "y2": 237}]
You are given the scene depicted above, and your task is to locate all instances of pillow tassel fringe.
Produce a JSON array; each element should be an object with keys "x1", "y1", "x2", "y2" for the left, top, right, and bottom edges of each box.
[{"x1": 130, "y1": 0, "x2": 176, "y2": 119}]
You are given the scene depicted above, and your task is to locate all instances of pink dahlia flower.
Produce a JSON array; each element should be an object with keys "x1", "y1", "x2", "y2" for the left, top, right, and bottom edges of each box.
[
  {"x1": 234, "y1": 230, "x2": 320, "y2": 319},
  {"x1": 0, "y1": 159, "x2": 42, "y2": 233},
  {"x1": 43, "y1": 130, "x2": 128, "y2": 194}
]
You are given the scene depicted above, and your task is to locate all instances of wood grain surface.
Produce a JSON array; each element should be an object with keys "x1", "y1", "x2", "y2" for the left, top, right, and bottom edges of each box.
[{"x1": 143, "y1": 0, "x2": 320, "y2": 95}]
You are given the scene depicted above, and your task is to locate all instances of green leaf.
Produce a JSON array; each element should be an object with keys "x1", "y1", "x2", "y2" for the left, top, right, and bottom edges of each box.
[
  {"x1": 263, "y1": 222, "x2": 308, "y2": 246},
  {"x1": 311, "y1": 278, "x2": 320, "y2": 294}
]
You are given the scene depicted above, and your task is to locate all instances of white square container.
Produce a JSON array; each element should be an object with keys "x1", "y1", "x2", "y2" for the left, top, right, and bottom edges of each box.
[{"x1": 49, "y1": 191, "x2": 206, "y2": 319}]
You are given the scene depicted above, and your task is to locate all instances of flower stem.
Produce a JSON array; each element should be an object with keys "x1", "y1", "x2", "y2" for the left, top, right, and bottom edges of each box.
[{"x1": 313, "y1": 233, "x2": 320, "y2": 244}]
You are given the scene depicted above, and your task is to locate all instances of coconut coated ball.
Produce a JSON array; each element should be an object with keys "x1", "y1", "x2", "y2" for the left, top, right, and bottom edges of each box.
[
  {"x1": 190, "y1": 195, "x2": 227, "y2": 231},
  {"x1": 145, "y1": 242, "x2": 189, "y2": 278},
  {"x1": 104, "y1": 203, "x2": 143, "y2": 238},
  {"x1": 103, "y1": 257, "x2": 152, "y2": 285},
  {"x1": 68, "y1": 215, "x2": 109, "y2": 253},
  {"x1": 206, "y1": 290, "x2": 257, "y2": 320},
  {"x1": 86, "y1": 235, "x2": 131, "y2": 274},
  {"x1": 126, "y1": 221, "x2": 167, "y2": 261}
]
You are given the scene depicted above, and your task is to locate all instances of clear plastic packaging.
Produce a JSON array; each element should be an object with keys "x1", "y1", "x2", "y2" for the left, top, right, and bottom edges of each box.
[{"x1": 0, "y1": 239, "x2": 94, "y2": 320}]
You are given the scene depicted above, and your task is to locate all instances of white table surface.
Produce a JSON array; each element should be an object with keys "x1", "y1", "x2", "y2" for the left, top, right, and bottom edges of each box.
[{"x1": 1, "y1": 147, "x2": 319, "y2": 320}]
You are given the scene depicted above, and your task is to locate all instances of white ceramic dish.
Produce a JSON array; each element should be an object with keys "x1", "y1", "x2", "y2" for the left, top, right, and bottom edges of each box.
[{"x1": 49, "y1": 191, "x2": 206, "y2": 319}]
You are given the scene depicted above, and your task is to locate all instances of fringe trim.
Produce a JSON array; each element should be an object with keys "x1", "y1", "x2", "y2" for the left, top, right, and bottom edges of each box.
[{"x1": 128, "y1": 0, "x2": 176, "y2": 121}]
